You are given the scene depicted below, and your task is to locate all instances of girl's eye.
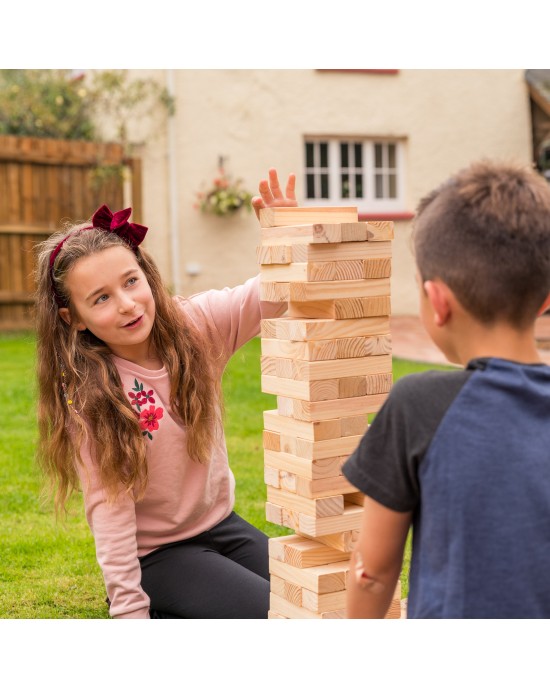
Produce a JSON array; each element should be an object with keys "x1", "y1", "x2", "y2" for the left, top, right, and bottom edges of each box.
[
  {"x1": 127, "y1": 277, "x2": 138, "y2": 286},
  {"x1": 95, "y1": 294, "x2": 109, "y2": 304}
]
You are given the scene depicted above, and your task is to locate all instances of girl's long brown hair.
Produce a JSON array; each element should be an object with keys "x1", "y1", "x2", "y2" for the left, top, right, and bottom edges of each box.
[{"x1": 35, "y1": 225, "x2": 222, "y2": 515}]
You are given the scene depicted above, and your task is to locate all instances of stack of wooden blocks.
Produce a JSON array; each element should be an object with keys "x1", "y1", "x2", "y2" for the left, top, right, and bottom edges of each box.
[{"x1": 257, "y1": 205, "x2": 402, "y2": 619}]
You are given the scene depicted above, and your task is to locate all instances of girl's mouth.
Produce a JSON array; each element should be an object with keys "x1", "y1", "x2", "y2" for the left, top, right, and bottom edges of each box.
[{"x1": 123, "y1": 315, "x2": 143, "y2": 329}]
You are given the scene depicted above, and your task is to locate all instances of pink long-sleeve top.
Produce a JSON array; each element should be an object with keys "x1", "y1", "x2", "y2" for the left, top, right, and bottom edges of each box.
[{"x1": 76, "y1": 275, "x2": 284, "y2": 618}]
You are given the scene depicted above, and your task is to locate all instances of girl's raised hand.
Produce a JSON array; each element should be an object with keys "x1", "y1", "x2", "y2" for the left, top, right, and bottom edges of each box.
[{"x1": 252, "y1": 168, "x2": 297, "y2": 220}]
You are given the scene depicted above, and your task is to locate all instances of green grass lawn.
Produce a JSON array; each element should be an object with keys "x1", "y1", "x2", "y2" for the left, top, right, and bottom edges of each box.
[{"x1": 0, "y1": 332, "x2": 452, "y2": 618}]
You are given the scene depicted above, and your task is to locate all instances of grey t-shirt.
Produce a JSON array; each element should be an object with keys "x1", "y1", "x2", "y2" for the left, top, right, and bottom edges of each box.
[{"x1": 343, "y1": 358, "x2": 550, "y2": 618}]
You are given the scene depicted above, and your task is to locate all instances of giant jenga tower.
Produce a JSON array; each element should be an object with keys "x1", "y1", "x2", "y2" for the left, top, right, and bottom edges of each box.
[{"x1": 257, "y1": 205, "x2": 401, "y2": 619}]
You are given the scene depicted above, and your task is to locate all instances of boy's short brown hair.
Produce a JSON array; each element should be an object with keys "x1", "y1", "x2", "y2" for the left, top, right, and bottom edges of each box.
[{"x1": 413, "y1": 160, "x2": 550, "y2": 327}]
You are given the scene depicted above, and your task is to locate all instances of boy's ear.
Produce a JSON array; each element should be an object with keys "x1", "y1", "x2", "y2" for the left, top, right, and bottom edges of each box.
[
  {"x1": 537, "y1": 293, "x2": 550, "y2": 317},
  {"x1": 58, "y1": 307, "x2": 86, "y2": 331},
  {"x1": 424, "y1": 280, "x2": 452, "y2": 327}
]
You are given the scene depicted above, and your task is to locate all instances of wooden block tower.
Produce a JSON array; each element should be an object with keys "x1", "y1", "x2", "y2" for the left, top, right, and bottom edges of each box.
[{"x1": 257, "y1": 205, "x2": 401, "y2": 619}]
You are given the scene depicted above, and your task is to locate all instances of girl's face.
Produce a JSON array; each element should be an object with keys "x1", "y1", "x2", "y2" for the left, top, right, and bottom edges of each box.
[{"x1": 59, "y1": 246, "x2": 156, "y2": 363}]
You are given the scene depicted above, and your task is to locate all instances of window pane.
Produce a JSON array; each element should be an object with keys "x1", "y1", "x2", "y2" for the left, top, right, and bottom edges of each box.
[
  {"x1": 306, "y1": 173, "x2": 315, "y2": 199},
  {"x1": 388, "y1": 143, "x2": 396, "y2": 168},
  {"x1": 355, "y1": 174, "x2": 363, "y2": 198},
  {"x1": 389, "y1": 173, "x2": 397, "y2": 198},
  {"x1": 341, "y1": 173, "x2": 349, "y2": 199},
  {"x1": 306, "y1": 142, "x2": 314, "y2": 168},
  {"x1": 375, "y1": 174, "x2": 384, "y2": 199},
  {"x1": 340, "y1": 143, "x2": 348, "y2": 168},
  {"x1": 374, "y1": 143, "x2": 383, "y2": 169},
  {"x1": 320, "y1": 142, "x2": 328, "y2": 168},
  {"x1": 321, "y1": 173, "x2": 329, "y2": 198},
  {"x1": 354, "y1": 143, "x2": 362, "y2": 168}
]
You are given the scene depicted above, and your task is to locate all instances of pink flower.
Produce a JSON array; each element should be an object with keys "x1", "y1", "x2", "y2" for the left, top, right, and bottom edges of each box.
[{"x1": 139, "y1": 405, "x2": 164, "y2": 432}]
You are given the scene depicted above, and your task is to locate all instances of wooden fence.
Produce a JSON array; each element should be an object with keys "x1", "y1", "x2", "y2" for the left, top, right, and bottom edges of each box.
[{"x1": 0, "y1": 134, "x2": 142, "y2": 331}]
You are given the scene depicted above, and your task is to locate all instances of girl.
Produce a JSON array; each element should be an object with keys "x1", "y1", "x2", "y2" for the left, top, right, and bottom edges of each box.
[{"x1": 35, "y1": 169, "x2": 296, "y2": 619}]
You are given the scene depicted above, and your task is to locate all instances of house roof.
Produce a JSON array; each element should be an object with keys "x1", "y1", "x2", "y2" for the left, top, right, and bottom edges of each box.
[{"x1": 526, "y1": 70, "x2": 550, "y2": 117}]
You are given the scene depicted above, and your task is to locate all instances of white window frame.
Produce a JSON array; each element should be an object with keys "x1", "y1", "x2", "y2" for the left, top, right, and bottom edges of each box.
[{"x1": 303, "y1": 138, "x2": 406, "y2": 214}]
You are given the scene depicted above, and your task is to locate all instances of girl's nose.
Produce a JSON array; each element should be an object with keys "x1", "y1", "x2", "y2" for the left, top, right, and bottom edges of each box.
[{"x1": 118, "y1": 293, "x2": 136, "y2": 313}]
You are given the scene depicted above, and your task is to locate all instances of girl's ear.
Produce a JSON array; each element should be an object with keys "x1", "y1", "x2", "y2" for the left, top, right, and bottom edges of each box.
[
  {"x1": 424, "y1": 279, "x2": 452, "y2": 327},
  {"x1": 58, "y1": 308, "x2": 71, "y2": 326},
  {"x1": 58, "y1": 307, "x2": 86, "y2": 331}
]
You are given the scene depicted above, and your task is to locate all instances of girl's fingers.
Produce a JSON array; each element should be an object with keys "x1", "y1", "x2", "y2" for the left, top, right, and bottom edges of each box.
[
  {"x1": 286, "y1": 172, "x2": 297, "y2": 201},
  {"x1": 268, "y1": 168, "x2": 284, "y2": 199},
  {"x1": 259, "y1": 179, "x2": 274, "y2": 204}
]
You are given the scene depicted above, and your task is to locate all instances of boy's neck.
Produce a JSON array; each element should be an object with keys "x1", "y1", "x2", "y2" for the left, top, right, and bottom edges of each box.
[{"x1": 447, "y1": 318, "x2": 543, "y2": 367}]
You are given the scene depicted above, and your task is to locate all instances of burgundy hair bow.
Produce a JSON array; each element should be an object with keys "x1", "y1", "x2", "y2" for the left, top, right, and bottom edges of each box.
[
  {"x1": 49, "y1": 205, "x2": 148, "y2": 307},
  {"x1": 91, "y1": 205, "x2": 148, "y2": 247}
]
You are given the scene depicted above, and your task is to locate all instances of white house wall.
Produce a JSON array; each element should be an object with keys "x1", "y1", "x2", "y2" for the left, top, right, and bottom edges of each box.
[{"x1": 130, "y1": 69, "x2": 532, "y2": 315}]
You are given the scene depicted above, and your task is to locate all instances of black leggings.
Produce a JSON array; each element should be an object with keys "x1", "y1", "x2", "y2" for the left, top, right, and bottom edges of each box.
[{"x1": 139, "y1": 511, "x2": 270, "y2": 619}]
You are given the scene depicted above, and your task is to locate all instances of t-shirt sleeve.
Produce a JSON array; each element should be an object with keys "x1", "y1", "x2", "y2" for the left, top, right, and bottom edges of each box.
[
  {"x1": 342, "y1": 369, "x2": 472, "y2": 512},
  {"x1": 76, "y1": 436, "x2": 151, "y2": 619}
]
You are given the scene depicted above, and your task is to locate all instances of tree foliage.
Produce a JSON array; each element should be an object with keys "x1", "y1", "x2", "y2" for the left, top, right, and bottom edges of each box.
[{"x1": 0, "y1": 69, "x2": 175, "y2": 146}]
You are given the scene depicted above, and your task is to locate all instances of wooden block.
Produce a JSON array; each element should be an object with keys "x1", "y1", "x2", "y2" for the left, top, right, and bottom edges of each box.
[
  {"x1": 269, "y1": 534, "x2": 350, "y2": 568},
  {"x1": 261, "y1": 375, "x2": 340, "y2": 402},
  {"x1": 288, "y1": 298, "x2": 379, "y2": 320},
  {"x1": 291, "y1": 240, "x2": 392, "y2": 262},
  {"x1": 363, "y1": 257, "x2": 392, "y2": 279},
  {"x1": 264, "y1": 449, "x2": 346, "y2": 480},
  {"x1": 365, "y1": 372, "x2": 393, "y2": 395},
  {"x1": 340, "y1": 222, "x2": 368, "y2": 242},
  {"x1": 279, "y1": 470, "x2": 297, "y2": 492},
  {"x1": 262, "y1": 353, "x2": 393, "y2": 381},
  {"x1": 363, "y1": 295, "x2": 392, "y2": 317},
  {"x1": 260, "y1": 318, "x2": 278, "y2": 338},
  {"x1": 289, "y1": 278, "x2": 390, "y2": 302},
  {"x1": 263, "y1": 429, "x2": 281, "y2": 452},
  {"x1": 301, "y1": 588, "x2": 346, "y2": 614},
  {"x1": 261, "y1": 223, "x2": 345, "y2": 245},
  {"x1": 256, "y1": 244, "x2": 292, "y2": 265},
  {"x1": 270, "y1": 574, "x2": 303, "y2": 607},
  {"x1": 260, "y1": 281, "x2": 289, "y2": 302},
  {"x1": 259, "y1": 206, "x2": 358, "y2": 228},
  {"x1": 261, "y1": 259, "x2": 368, "y2": 283},
  {"x1": 261, "y1": 316, "x2": 390, "y2": 341},
  {"x1": 291, "y1": 434, "x2": 362, "y2": 460},
  {"x1": 336, "y1": 333, "x2": 392, "y2": 359},
  {"x1": 366, "y1": 220, "x2": 394, "y2": 241},
  {"x1": 261, "y1": 337, "x2": 338, "y2": 362},
  {"x1": 265, "y1": 501, "x2": 284, "y2": 526},
  {"x1": 263, "y1": 409, "x2": 342, "y2": 441},
  {"x1": 268, "y1": 534, "x2": 298, "y2": 562},
  {"x1": 294, "y1": 474, "x2": 357, "y2": 498},
  {"x1": 385, "y1": 598, "x2": 402, "y2": 619},
  {"x1": 313, "y1": 530, "x2": 359, "y2": 553},
  {"x1": 269, "y1": 593, "x2": 329, "y2": 619},
  {"x1": 268, "y1": 610, "x2": 288, "y2": 619},
  {"x1": 296, "y1": 503, "x2": 364, "y2": 537},
  {"x1": 338, "y1": 376, "x2": 367, "y2": 398},
  {"x1": 266, "y1": 485, "x2": 344, "y2": 518},
  {"x1": 269, "y1": 558, "x2": 350, "y2": 594},
  {"x1": 277, "y1": 393, "x2": 388, "y2": 421},
  {"x1": 264, "y1": 465, "x2": 280, "y2": 488},
  {"x1": 340, "y1": 414, "x2": 369, "y2": 436}
]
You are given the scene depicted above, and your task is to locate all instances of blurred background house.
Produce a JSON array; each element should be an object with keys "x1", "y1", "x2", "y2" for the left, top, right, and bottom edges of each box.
[
  {"x1": 2, "y1": 68, "x2": 550, "y2": 329},
  {"x1": 121, "y1": 69, "x2": 544, "y2": 315}
]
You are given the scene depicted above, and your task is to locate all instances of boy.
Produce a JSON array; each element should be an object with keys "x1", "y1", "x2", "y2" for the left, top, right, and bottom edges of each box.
[{"x1": 342, "y1": 160, "x2": 550, "y2": 619}]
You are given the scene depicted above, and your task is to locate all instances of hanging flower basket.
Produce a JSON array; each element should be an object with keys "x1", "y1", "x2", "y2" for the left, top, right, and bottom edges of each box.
[{"x1": 194, "y1": 164, "x2": 253, "y2": 217}]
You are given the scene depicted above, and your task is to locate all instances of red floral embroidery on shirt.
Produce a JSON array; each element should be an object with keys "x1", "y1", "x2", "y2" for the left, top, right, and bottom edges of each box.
[
  {"x1": 128, "y1": 378, "x2": 161, "y2": 440},
  {"x1": 139, "y1": 406, "x2": 164, "y2": 439}
]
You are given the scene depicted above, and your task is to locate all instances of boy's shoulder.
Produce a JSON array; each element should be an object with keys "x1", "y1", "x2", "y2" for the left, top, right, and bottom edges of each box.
[{"x1": 390, "y1": 365, "x2": 473, "y2": 411}]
